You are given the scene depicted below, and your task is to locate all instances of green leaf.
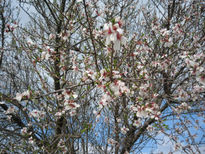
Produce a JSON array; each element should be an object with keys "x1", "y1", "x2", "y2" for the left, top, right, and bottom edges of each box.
[
  {"x1": 80, "y1": 128, "x2": 87, "y2": 134},
  {"x1": 111, "y1": 18, "x2": 115, "y2": 24}
]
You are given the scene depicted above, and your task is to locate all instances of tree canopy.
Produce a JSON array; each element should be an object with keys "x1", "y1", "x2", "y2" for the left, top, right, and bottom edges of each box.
[{"x1": 0, "y1": 0, "x2": 205, "y2": 153}]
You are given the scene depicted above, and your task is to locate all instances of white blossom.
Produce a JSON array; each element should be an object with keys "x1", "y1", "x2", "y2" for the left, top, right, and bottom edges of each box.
[
  {"x1": 29, "y1": 110, "x2": 45, "y2": 120},
  {"x1": 5, "y1": 106, "x2": 15, "y2": 114},
  {"x1": 21, "y1": 127, "x2": 28, "y2": 135},
  {"x1": 121, "y1": 127, "x2": 129, "y2": 134},
  {"x1": 103, "y1": 18, "x2": 126, "y2": 51}
]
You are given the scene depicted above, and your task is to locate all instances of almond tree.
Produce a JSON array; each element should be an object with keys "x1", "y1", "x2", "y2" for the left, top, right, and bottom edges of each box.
[{"x1": 0, "y1": 0, "x2": 204, "y2": 153}]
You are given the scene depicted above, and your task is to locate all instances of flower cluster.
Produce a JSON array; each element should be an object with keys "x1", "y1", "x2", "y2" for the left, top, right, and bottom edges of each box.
[
  {"x1": 41, "y1": 45, "x2": 55, "y2": 60},
  {"x1": 98, "y1": 69, "x2": 110, "y2": 84},
  {"x1": 159, "y1": 28, "x2": 173, "y2": 47},
  {"x1": 28, "y1": 137, "x2": 35, "y2": 145},
  {"x1": 59, "y1": 30, "x2": 70, "y2": 41},
  {"x1": 182, "y1": 54, "x2": 205, "y2": 86},
  {"x1": 174, "y1": 88, "x2": 189, "y2": 101},
  {"x1": 53, "y1": 88, "x2": 80, "y2": 119},
  {"x1": 82, "y1": 69, "x2": 97, "y2": 81},
  {"x1": 5, "y1": 22, "x2": 17, "y2": 33},
  {"x1": 151, "y1": 20, "x2": 186, "y2": 48},
  {"x1": 15, "y1": 90, "x2": 31, "y2": 102},
  {"x1": 27, "y1": 39, "x2": 35, "y2": 47},
  {"x1": 103, "y1": 17, "x2": 126, "y2": 51},
  {"x1": 98, "y1": 93, "x2": 112, "y2": 108},
  {"x1": 121, "y1": 127, "x2": 129, "y2": 134},
  {"x1": 133, "y1": 119, "x2": 141, "y2": 127},
  {"x1": 131, "y1": 102, "x2": 160, "y2": 120},
  {"x1": 107, "y1": 138, "x2": 118, "y2": 145},
  {"x1": 174, "y1": 102, "x2": 191, "y2": 113},
  {"x1": 21, "y1": 127, "x2": 28, "y2": 136},
  {"x1": 29, "y1": 110, "x2": 45, "y2": 120},
  {"x1": 57, "y1": 139, "x2": 68, "y2": 153},
  {"x1": 109, "y1": 80, "x2": 130, "y2": 97},
  {"x1": 5, "y1": 106, "x2": 15, "y2": 114},
  {"x1": 147, "y1": 125, "x2": 154, "y2": 132},
  {"x1": 139, "y1": 83, "x2": 151, "y2": 98},
  {"x1": 62, "y1": 90, "x2": 80, "y2": 116}
]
